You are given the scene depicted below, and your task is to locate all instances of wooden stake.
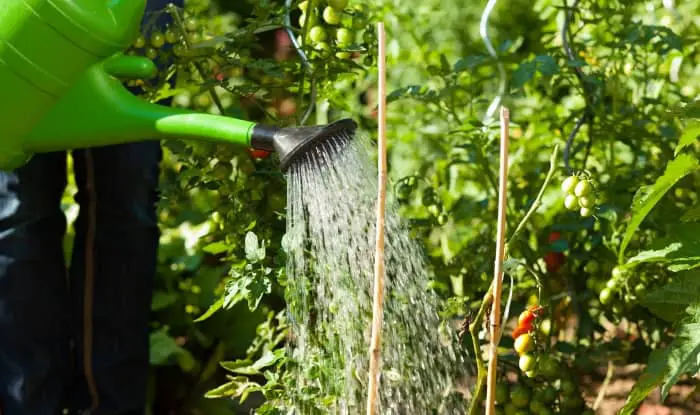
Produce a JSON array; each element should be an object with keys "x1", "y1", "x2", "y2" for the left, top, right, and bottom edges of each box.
[
  {"x1": 366, "y1": 21, "x2": 387, "y2": 415},
  {"x1": 485, "y1": 106, "x2": 510, "y2": 415}
]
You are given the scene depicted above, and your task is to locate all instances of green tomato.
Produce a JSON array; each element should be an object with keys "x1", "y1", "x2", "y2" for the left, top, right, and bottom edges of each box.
[
  {"x1": 335, "y1": 51, "x2": 351, "y2": 59},
  {"x1": 538, "y1": 355, "x2": 559, "y2": 380},
  {"x1": 309, "y1": 25, "x2": 327, "y2": 43},
  {"x1": 578, "y1": 195, "x2": 595, "y2": 208},
  {"x1": 605, "y1": 278, "x2": 618, "y2": 290},
  {"x1": 584, "y1": 260, "x2": 599, "y2": 274},
  {"x1": 165, "y1": 28, "x2": 179, "y2": 43},
  {"x1": 529, "y1": 399, "x2": 546, "y2": 414},
  {"x1": 564, "y1": 194, "x2": 579, "y2": 210},
  {"x1": 574, "y1": 180, "x2": 592, "y2": 197},
  {"x1": 561, "y1": 175, "x2": 579, "y2": 195},
  {"x1": 559, "y1": 379, "x2": 577, "y2": 396},
  {"x1": 496, "y1": 382, "x2": 510, "y2": 404},
  {"x1": 145, "y1": 47, "x2": 158, "y2": 60},
  {"x1": 329, "y1": 0, "x2": 348, "y2": 9},
  {"x1": 580, "y1": 207, "x2": 593, "y2": 217},
  {"x1": 133, "y1": 35, "x2": 146, "y2": 48},
  {"x1": 634, "y1": 283, "x2": 647, "y2": 297},
  {"x1": 213, "y1": 162, "x2": 233, "y2": 180},
  {"x1": 611, "y1": 266, "x2": 626, "y2": 279},
  {"x1": 514, "y1": 333, "x2": 534, "y2": 354},
  {"x1": 503, "y1": 403, "x2": 518, "y2": 415},
  {"x1": 510, "y1": 385, "x2": 531, "y2": 408},
  {"x1": 185, "y1": 17, "x2": 198, "y2": 32},
  {"x1": 151, "y1": 32, "x2": 165, "y2": 48},
  {"x1": 519, "y1": 354, "x2": 537, "y2": 372},
  {"x1": 599, "y1": 287, "x2": 613, "y2": 305},
  {"x1": 336, "y1": 27, "x2": 353, "y2": 47},
  {"x1": 322, "y1": 6, "x2": 341, "y2": 25},
  {"x1": 541, "y1": 385, "x2": 558, "y2": 403}
]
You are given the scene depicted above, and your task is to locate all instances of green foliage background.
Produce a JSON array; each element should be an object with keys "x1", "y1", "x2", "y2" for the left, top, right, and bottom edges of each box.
[{"x1": 57, "y1": 0, "x2": 699, "y2": 413}]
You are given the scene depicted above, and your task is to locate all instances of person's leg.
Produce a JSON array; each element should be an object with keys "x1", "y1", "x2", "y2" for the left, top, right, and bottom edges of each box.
[
  {"x1": 0, "y1": 153, "x2": 71, "y2": 415},
  {"x1": 68, "y1": 142, "x2": 162, "y2": 415}
]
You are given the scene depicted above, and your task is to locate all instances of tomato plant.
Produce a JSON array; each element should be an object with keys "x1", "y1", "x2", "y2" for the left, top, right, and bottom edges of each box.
[{"x1": 69, "y1": 0, "x2": 700, "y2": 413}]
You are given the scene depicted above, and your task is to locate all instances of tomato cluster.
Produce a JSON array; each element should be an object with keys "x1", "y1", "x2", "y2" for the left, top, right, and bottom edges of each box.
[
  {"x1": 512, "y1": 305, "x2": 542, "y2": 377},
  {"x1": 297, "y1": 0, "x2": 369, "y2": 60},
  {"x1": 561, "y1": 174, "x2": 598, "y2": 218}
]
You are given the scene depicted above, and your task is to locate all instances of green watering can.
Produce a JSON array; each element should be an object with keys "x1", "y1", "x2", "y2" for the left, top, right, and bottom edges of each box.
[{"x1": 0, "y1": 0, "x2": 356, "y2": 172}]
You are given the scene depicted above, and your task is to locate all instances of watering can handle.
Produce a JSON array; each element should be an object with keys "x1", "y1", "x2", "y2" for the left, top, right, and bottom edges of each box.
[{"x1": 102, "y1": 54, "x2": 157, "y2": 80}]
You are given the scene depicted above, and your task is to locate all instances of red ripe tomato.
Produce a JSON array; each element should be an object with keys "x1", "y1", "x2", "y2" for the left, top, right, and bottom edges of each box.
[
  {"x1": 248, "y1": 148, "x2": 271, "y2": 159},
  {"x1": 548, "y1": 232, "x2": 562, "y2": 243},
  {"x1": 544, "y1": 252, "x2": 565, "y2": 273}
]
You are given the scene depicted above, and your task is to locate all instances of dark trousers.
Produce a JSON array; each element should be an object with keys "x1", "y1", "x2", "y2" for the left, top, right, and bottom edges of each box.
[{"x1": 0, "y1": 143, "x2": 162, "y2": 415}]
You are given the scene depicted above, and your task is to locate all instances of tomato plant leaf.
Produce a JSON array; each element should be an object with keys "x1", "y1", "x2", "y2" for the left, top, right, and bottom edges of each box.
[
  {"x1": 203, "y1": 241, "x2": 229, "y2": 254},
  {"x1": 512, "y1": 60, "x2": 537, "y2": 89},
  {"x1": 194, "y1": 296, "x2": 224, "y2": 322},
  {"x1": 675, "y1": 119, "x2": 700, "y2": 156},
  {"x1": 149, "y1": 329, "x2": 190, "y2": 365},
  {"x1": 535, "y1": 55, "x2": 559, "y2": 76},
  {"x1": 245, "y1": 231, "x2": 266, "y2": 263},
  {"x1": 618, "y1": 348, "x2": 670, "y2": 415},
  {"x1": 640, "y1": 271, "x2": 700, "y2": 322},
  {"x1": 659, "y1": 304, "x2": 700, "y2": 399},
  {"x1": 453, "y1": 55, "x2": 489, "y2": 72},
  {"x1": 619, "y1": 153, "x2": 698, "y2": 261},
  {"x1": 626, "y1": 222, "x2": 700, "y2": 271},
  {"x1": 204, "y1": 375, "x2": 262, "y2": 399}
]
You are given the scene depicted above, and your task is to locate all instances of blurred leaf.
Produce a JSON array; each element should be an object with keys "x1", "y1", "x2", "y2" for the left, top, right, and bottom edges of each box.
[
  {"x1": 453, "y1": 55, "x2": 489, "y2": 72},
  {"x1": 535, "y1": 55, "x2": 559, "y2": 76},
  {"x1": 245, "y1": 231, "x2": 266, "y2": 262},
  {"x1": 675, "y1": 119, "x2": 700, "y2": 156},
  {"x1": 150, "y1": 329, "x2": 191, "y2": 366},
  {"x1": 203, "y1": 241, "x2": 229, "y2": 254},
  {"x1": 512, "y1": 60, "x2": 537, "y2": 89},
  {"x1": 619, "y1": 153, "x2": 698, "y2": 261},
  {"x1": 641, "y1": 271, "x2": 700, "y2": 322},
  {"x1": 151, "y1": 291, "x2": 178, "y2": 311}
]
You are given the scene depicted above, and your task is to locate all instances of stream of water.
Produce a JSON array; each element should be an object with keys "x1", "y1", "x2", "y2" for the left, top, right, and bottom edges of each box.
[{"x1": 283, "y1": 131, "x2": 468, "y2": 414}]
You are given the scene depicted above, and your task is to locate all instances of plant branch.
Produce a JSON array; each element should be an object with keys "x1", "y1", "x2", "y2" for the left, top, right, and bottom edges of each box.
[
  {"x1": 593, "y1": 360, "x2": 615, "y2": 410},
  {"x1": 467, "y1": 289, "x2": 493, "y2": 415},
  {"x1": 507, "y1": 144, "x2": 560, "y2": 246}
]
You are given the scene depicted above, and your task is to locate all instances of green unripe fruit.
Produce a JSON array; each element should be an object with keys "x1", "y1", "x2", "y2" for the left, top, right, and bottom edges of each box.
[
  {"x1": 514, "y1": 333, "x2": 534, "y2": 354},
  {"x1": 580, "y1": 207, "x2": 593, "y2": 217},
  {"x1": 612, "y1": 266, "x2": 625, "y2": 279},
  {"x1": 151, "y1": 32, "x2": 165, "y2": 48},
  {"x1": 561, "y1": 175, "x2": 579, "y2": 194},
  {"x1": 322, "y1": 6, "x2": 341, "y2": 25},
  {"x1": 510, "y1": 385, "x2": 531, "y2": 408},
  {"x1": 145, "y1": 47, "x2": 158, "y2": 60},
  {"x1": 309, "y1": 26, "x2": 327, "y2": 43},
  {"x1": 329, "y1": 0, "x2": 348, "y2": 9},
  {"x1": 564, "y1": 194, "x2": 579, "y2": 210},
  {"x1": 133, "y1": 35, "x2": 146, "y2": 48},
  {"x1": 336, "y1": 27, "x2": 353, "y2": 47},
  {"x1": 519, "y1": 354, "x2": 537, "y2": 372},
  {"x1": 578, "y1": 195, "x2": 595, "y2": 208},
  {"x1": 599, "y1": 287, "x2": 613, "y2": 305},
  {"x1": 165, "y1": 29, "x2": 179, "y2": 43},
  {"x1": 496, "y1": 382, "x2": 509, "y2": 404},
  {"x1": 574, "y1": 180, "x2": 592, "y2": 197}
]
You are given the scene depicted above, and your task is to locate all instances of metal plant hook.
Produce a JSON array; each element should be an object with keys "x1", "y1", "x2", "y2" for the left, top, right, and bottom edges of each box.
[
  {"x1": 284, "y1": 0, "x2": 317, "y2": 125},
  {"x1": 479, "y1": 0, "x2": 507, "y2": 125}
]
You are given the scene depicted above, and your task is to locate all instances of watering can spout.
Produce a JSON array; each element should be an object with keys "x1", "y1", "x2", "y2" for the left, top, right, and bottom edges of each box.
[{"x1": 24, "y1": 55, "x2": 358, "y2": 172}]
